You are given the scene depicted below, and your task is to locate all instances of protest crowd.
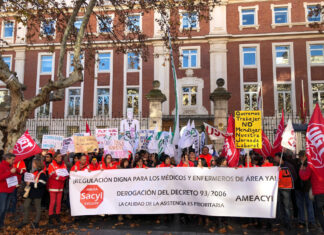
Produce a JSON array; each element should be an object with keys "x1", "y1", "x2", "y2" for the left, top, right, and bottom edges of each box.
[{"x1": 0, "y1": 107, "x2": 323, "y2": 234}]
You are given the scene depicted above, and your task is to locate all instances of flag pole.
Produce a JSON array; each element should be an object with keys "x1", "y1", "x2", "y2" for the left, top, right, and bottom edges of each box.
[{"x1": 165, "y1": 19, "x2": 179, "y2": 145}]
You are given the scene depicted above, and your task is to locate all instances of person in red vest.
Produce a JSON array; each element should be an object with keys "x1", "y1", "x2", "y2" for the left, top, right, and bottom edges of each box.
[
  {"x1": 7, "y1": 159, "x2": 26, "y2": 215},
  {"x1": 71, "y1": 155, "x2": 88, "y2": 172},
  {"x1": 18, "y1": 158, "x2": 47, "y2": 229},
  {"x1": 177, "y1": 154, "x2": 194, "y2": 167},
  {"x1": 0, "y1": 153, "x2": 17, "y2": 230},
  {"x1": 262, "y1": 157, "x2": 274, "y2": 167},
  {"x1": 135, "y1": 158, "x2": 147, "y2": 168},
  {"x1": 157, "y1": 155, "x2": 173, "y2": 168},
  {"x1": 48, "y1": 153, "x2": 68, "y2": 224},
  {"x1": 100, "y1": 154, "x2": 118, "y2": 170},
  {"x1": 199, "y1": 146, "x2": 213, "y2": 167},
  {"x1": 88, "y1": 157, "x2": 100, "y2": 171}
]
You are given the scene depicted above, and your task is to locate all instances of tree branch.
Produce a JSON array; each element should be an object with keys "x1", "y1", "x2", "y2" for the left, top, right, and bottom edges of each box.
[{"x1": 26, "y1": 0, "x2": 98, "y2": 111}]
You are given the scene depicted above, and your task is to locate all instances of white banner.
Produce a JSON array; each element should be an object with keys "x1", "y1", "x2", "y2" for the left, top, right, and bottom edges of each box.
[
  {"x1": 69, "y1": 167, "x2": 278, "y2": 218},
  {"x1": 42, "y1": 135, "x2": 64, "y2": 150}
]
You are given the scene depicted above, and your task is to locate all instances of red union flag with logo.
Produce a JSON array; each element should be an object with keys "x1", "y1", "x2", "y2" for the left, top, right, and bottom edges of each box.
[
  {"x1": 13, "y1": 130, "x2": 42, "y2": 163},
  {"x1": 254, "y1": 131, "x2": 273, "y2": 158},
  {"x1": 306, "y1": 104, "x2": 324, "y2": 169},
  {"x1": 221, "y1": 115, "x2": 239, "y2": 167}
]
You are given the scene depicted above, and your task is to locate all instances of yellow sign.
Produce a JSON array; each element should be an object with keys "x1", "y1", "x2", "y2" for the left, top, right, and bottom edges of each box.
[
  {"x1": 235, "y1": 110, "x2": 262, "y2": 149},
  {"x1": 73, "y1": 136, "x2": 99, "y2": 153}
]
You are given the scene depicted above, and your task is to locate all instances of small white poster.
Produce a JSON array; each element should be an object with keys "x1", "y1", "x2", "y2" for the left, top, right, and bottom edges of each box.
[
  {"x1": 6, "y1": 176, "x2": 18, "y2": 188},
  {"x1": 24, "y1": 172, "x2": 35, "y2": 183},
  {"x1": 56, "y1": 168, "x2": 69, "y2": 177}
]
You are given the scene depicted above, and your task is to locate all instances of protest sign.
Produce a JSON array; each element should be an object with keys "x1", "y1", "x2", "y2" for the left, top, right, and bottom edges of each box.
[
  {"x1": 139, "y1": 130, "x2": 154, "y2": 151},
  {"x1": 42, "y1": 135, "x2": 64, "y2": 150},
  {"x1": 56, "y1": 168, "x2": 69, "y2": 177},
  {"x1": 73, "y1": 136, "x2": 99, "y2": 153},
  {"x1": 95, "y1": 128, "x2": 118, "y2": 148},
  {"x1": 24, "y1": 172, "x2": 35, "y2": 183},
  {"x1": 70, "y1": 167, "x2": 278, "y2": 218},
  {"x1": 105, "y1": 140, "x2": 129, "y2": 158},
  {"x1": 61, "y1": 137, "x2": 75, "y2": 155},
  {"x1": 6, "y1": 176, "x2": 18, "y2": 188},
  {"x1": 74, "y1": 133, "x2": 90, "y2": 137},
  {"x1": 235, "y1": 111, "x2": 262, "y2": 149}
]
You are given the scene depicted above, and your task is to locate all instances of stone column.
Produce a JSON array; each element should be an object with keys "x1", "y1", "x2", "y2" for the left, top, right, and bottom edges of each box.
[
  {"x1": 145, "y1": 81, "x2": 166, "y2": 131},
  {"x1": 209, "y1": 78, "x2": 231, "y2": 150}
]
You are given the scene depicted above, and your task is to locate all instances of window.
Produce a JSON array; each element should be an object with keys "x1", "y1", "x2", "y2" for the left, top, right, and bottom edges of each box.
[
  {"x1": 310, "y1": 44, "x2": 324, "y2": 64},
  {"x1": 2, "y1": 56, "x2": 11, "y2": 69},
  {"x1": 3, "y1": 21, "x2": 13, "y2": 38},
  {"x1": 69, "y1": 53, "x2": 84, "y2": 73},
  {"x1": 127, "y1": 15, "x2": 141, "y2": 32},
  {"x1": 97, "y1": 88, "x2": 110, "y2": 115},
  {"x1": 68, "y1": 88, "x2": 81, "y2": 116},
  {"x1": 182, "y1": 49, "x2": 198, "y2": 68},
  {"x1": 126, "y1": 88, "x2": 139, "y2": 115},
  {"x1": 244, "y1": 84, "x2": 258, "y2": 110},
  {"x1": 40, "y1": 55, "x2": 53, "y2": 74},
  {"x1": 127, "y1": 52, "x2": 140, "y2": 70},
  {"x1": 98, "y1": 53, "x2": 111, "y2": 72},
  {"x1": 182, "y1": 12, "x2": 198, "y2": 30},
  {"x1": 312, "y1": 83, "x2": 324, "y2": 110},
  {"x1": 242, "y1": 9, "x2": 256, "y2": 26},
  {"x1": 74, "y1": 18, "x2": 83, "y2": 31},
  {"x1": 98, "y1": 15, "x2": 113, "y2": 33},
  {"x1": 182, "y1": 86, "x2": 197, "y2": 106},
  {"x1": 275, "y1": 46, "x2": 290, "y2": 65},
  {"x1": 41, "y1": 20, "x2": 55, "y2": 36},
  {"x1": 67, "y1": 126, "x2": 79, "y2": 137},
  {"x1": 274, "y1": 7, "x2": 288, "y2": 24},
  {"x1": 243, "y1": 47, "x2": 256, "y2": 66},
  {"x1": 0, "y1": 90, "x2": 8, "y2": 105},
  {"x1": 36, "y1": 126, "x2": 49, "y2": 142},
  {"x1": 277, "y1": 84, "x2": 292, "y2": 113},
  {"x1": 307, "y1": 5, "x2": 321, "y2": 22}
]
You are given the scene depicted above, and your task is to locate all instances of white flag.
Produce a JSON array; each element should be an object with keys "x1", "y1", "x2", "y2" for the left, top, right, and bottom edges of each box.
[
  {"x1": 148, "y1": 125, "x2": 159, "y2": 153},
  {"x1": 281, "y1": 119, "x2": 296, "y2": 151},
  {"x1": 164, "y1": 128, "x2": 175, "y2": 157},
  {"x1": 178, "y1": 121, "x2": 193, "y2": 149}
]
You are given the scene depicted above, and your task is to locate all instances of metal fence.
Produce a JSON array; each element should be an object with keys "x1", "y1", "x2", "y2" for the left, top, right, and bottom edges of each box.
[
  {"x1": 26, "y1": 112, "x2": 308, "y2": 150},
  {"x1": 26, "y1": 115, "x2": 149, "y2": 144}
]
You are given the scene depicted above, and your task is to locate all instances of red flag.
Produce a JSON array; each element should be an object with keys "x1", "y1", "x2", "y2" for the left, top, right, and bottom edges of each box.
[
  {"x1": 254, "y1": 131, "x2": 273, "y2": 158},
  {"x1": 271, "y1": 109, "x2": 285, "y2": 155},
  {"x1": 12, "y1": 130, "x2": 42, "y2": 163},
  {"x1": 221, "y1": 115, "x2": 239, "y2": 167},
  {"x1": 306, "y1": 104, "x2": 324, "y2": 169},
  {"x1": 86, "y1": 121, "x2": 91, "y2": 135},
  {"x1": 300, "y1": 81, "x2": 307, "y2": 124}
]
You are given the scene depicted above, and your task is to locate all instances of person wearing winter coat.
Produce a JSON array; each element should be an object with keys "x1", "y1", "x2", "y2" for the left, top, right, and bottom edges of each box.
[
  {"x1": 47, "y1": 153, "x2": 68, "y2": 224},
  {"x1": 18, "y1": 158, "x2": 47, "y2": 228},
  {"x1": 0, "y1": 153, "x2": 17, "y2": 230}
]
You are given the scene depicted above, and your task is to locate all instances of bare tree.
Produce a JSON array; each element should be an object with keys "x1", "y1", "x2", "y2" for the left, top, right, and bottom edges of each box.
[{"x1": 0, "y1": 0, "x2": 219, "y2": 151}]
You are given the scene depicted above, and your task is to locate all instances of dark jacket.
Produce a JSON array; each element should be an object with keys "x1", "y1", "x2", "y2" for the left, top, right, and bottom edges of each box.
[{"x1": 28, "y1": 170, "x2": 47, "y2": 199}]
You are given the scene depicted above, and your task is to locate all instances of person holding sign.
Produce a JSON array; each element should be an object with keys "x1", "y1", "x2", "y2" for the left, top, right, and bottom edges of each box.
[
  {"x1": 100, "y1": 154, "x2": 118, "y2": 170},
  {"x1": 71, "y1": 155, "x2": 88, "y2": 172},
  {"x1": 7, "y1": 160, "x2": 27, "y2": 215},
  {"x1": 157, "y1": 155, "x2": 173, "y2": 168},
  {"x1": 0, "y1": 153, "x2": 17, "y2": 230},
  {"x1": 18, "y1": 158, "x2": 47, "y2": 229},
  {"x1": 88, "y1": 157, "x2": 100, "y2": 171},
  {"x1": 48, "y1": 153, "x2": 68, "y2": 225},
  {"x1": 199, "y1": 146, "x2": 213, "y2": 167}
]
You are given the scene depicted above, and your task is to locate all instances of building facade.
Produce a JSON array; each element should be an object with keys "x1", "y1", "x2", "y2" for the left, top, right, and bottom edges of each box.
[{"x1": 0, "y1": 0, "x2": 323, "y2": 140}]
